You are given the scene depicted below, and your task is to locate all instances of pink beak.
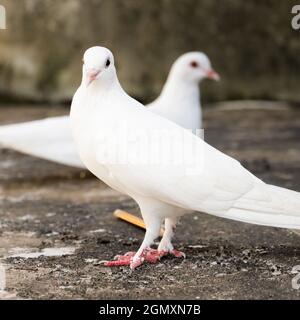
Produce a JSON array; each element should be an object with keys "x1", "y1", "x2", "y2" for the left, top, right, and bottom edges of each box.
[
  {"x1": 206, "y1": 69, "x2": 220, "y2": 81},
  {"x1": 86, "y1": 69, "x2": 101, "y2": 86}
]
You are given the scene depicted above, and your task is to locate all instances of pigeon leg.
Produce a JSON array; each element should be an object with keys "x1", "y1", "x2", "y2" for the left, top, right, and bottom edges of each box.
[
  {"x1": 157, "y1": 217, "x2": 185, "y2": 258},
  {"x1": 104, "y1": 209, "x2": 162, "y2": 269},
  {"x1": 130, "y1": 214, "x2": 162, "y2": 269}
]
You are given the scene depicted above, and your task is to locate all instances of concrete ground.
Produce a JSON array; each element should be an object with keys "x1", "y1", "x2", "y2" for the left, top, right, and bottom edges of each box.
[{"x1": 0, "y1": 101, "x2": 300, "y2": 299}]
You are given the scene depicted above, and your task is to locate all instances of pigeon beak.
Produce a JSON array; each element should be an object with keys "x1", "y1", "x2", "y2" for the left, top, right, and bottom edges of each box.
[
  {"x1": 86, "y1": 69, "x2": 101, "y2": 86},
  {"x1": 206, "y1": 69, "x2": 220, "y2": 81}
]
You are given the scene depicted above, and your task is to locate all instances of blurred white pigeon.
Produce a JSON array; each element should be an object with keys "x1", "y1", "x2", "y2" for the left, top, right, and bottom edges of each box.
[
  {"x1": 147, "y1": 52, "x2": 219, "y2": 131},
  {"x1": 0, "y1": 52, "x2": 218, "y2": 167},
  {"x1": 70, "y1": 46, "x2": 300, "y2": 269}
]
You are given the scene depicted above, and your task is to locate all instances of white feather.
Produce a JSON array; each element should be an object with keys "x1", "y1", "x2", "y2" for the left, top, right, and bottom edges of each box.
[{"x1": 0, "y1": 116, "x2": 83, "y2": 168}]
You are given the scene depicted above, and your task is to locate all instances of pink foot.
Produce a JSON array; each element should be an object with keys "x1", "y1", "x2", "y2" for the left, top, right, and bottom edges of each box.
[
  {"x1": 103, "y1": 251, "x2": 135, "y2": 267},
  {"x1": 129, "y1": 249, "x2": 185, "y2": 269},
  {"x1": 170, "y1": 249, "x2": 186, "y2": 258},
  {"x1": 156, "y1": 248, "x2": 186, "y2": 258},
  {"x1": 104, "y1": 248, "x2": 165, "y2": 269},
  {"x1": 142, "y1": 248, "x2": 165, "y2": 263}
]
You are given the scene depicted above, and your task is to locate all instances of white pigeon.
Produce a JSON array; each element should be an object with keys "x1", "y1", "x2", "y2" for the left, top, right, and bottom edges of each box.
[
  {"x1": 0, "y1": 52, "x2": 218, "y2": 167},
  {"x1": 70, "y1": 46, "x2": 300, "y2": 269},
  {"x1": 147, "y1": 52, "x2": 219, "y2": 131}
]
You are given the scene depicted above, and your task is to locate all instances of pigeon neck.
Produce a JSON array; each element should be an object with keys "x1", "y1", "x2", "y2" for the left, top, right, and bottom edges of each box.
[
  {"x1": 159, "y1": 75, "x2": 200, "y2": 104},
  {"x1": 81, "y1": 72, "x2": 122, "y2": 94}
]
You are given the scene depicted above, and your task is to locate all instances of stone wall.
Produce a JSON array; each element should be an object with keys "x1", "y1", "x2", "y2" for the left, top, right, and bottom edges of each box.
[{"x1": 0, "y1": 0, "x2": 299, "y2": 103}]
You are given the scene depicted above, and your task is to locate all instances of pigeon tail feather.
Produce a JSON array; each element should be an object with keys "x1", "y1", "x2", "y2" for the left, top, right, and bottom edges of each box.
[{"x1": 224, "y1": 184, "x2": 300, "y2": 229}]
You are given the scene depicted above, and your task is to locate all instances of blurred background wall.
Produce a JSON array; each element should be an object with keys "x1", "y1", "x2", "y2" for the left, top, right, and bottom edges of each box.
[{"x1": 0, "y1": 0, "x2": 299, "y2": 104}]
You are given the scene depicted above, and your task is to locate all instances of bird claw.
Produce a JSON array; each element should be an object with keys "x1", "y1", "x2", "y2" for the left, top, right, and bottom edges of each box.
[
  {"x1": 103, "y1": 258, "x2": 131, "y2": 267},
  {"x1": 104, "y1": 248, "x2": 164, "y2": 269},
  {"x1": 104, "y1": 251, "x2": 135, "y2": 267},
  {"x1": 143, "y1": 248, "x2": 163, "y2": 261},
  {"x1": 113, "y1": 251, "x2": 135, "y2": 260},
  {"x1": 129, "y1": 256, "x2": 145, "y2": 269},
  {"x1": 104, "y1": 248, "x2": 185, "y2": 269},
  {"x1": 156, "y1": 248, "x2": 186, "y2": 258},
  {"x1": 170, "y1": 249, "x2": 186, "y2": 258}
]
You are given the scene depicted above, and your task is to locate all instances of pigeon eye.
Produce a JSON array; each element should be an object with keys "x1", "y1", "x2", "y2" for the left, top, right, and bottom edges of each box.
[
  {"x1": 190, "y1": 61, "x2": 199, "y2": 68},
  {"x1": 105, "y1": 59, "x2": 111, "y2": 68}
]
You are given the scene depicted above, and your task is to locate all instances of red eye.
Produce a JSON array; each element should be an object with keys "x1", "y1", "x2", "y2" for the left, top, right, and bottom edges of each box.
[{"x1": 190, "y1": 61, "x2": 199, "y2": 68}]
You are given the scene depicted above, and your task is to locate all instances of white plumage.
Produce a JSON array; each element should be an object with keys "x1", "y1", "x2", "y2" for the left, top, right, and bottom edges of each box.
[
  {"x1": 0, "y1": 116, "x2": 82, "y2": 168},
  {"x1": 70, "y1": 47, "x2": 300, "y2": 269},
  {"x1": 0, "y1": 52, "x2": 218, "y2": 167}
]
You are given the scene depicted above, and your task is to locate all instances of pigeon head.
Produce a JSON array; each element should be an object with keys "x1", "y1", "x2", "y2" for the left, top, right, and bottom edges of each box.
[
  {"x1": 82, "y1": 46, "x2": 115, "y2": 86},
  {"x1": 170, "y1": 52, "x2": 220, "y2": 83}
]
